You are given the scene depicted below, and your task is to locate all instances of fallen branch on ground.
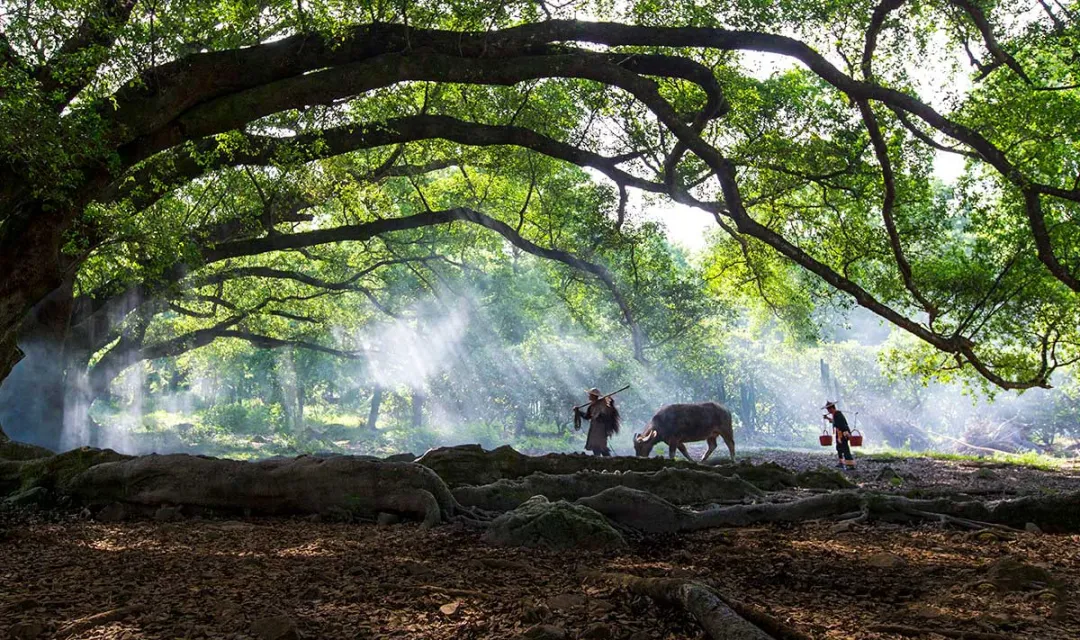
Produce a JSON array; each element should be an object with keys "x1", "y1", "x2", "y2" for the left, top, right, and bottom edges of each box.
[
  {"x1": 587, "y1": 572, "x2": 776, "y2": 640},
  {"x1": 56, "y1": 605, "x2": 145, "y2": 639}
]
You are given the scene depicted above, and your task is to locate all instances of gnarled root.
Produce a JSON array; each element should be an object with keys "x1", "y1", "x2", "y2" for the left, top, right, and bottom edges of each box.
[
  {"x1": 587, "y1": 572, "x2": 777, "y2": 640},
  {"x1": 580, "y1": 488, "x2": 1080, "y2": 534}
]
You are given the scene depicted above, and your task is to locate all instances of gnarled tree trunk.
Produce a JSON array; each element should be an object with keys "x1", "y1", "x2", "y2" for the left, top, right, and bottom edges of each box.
[{"x1": 0, "y1": 279, "x2": 82, "y2": 450}]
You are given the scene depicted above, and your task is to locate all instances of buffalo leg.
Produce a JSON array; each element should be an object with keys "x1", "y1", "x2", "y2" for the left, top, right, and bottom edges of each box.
[
  {"x1": 725, "y1": 435, "x2": 736, "y2": 461},
  {"x1": 676, "y1": 442, "x2": 695, "y2": 462},
  {"x1": 700, "y1": 437, "x2": 717, "y2": 463},
  {"x1": 667, "y1": 441, "x2": 677, "y2": 459}
]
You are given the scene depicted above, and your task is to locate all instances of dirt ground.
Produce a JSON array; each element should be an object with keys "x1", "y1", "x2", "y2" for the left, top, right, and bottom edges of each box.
[
  {"x1": 739, "y1": 448, "x2": 1080, "y2": 496},
  {"x1": 2, "y1": 453, "x2": 1078, "y2": 640}
]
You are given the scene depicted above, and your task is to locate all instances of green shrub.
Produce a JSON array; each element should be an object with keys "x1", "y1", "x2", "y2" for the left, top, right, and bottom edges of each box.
[{"x1": 201, "y1": 399, "x2": 283, "y2": 435}]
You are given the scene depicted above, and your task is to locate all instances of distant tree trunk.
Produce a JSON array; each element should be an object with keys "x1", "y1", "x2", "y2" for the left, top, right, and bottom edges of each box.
[
  {"x1": 412, "y1": 390, "x2": 425, "y2": 430},
  {"x1": 366, "y1": 386, "x2": 383, "y2": 431},
  {"x1": 515, "y1": 406, "x2": 527, "y2": 437},
  {"x1": 717, "y1": 377, "x2": 728, "y2": 404},
  {"x1": 296, "y1": 379, "x2": 305, "y2": 430},
  {"x1": 739, "y1": 379, "x2": 757, "y2": 435},
  {"x1": 820, "y1": 359, "x2": 842, "y2": 404}
]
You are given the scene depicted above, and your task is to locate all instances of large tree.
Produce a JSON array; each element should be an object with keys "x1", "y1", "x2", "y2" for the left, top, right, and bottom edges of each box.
[{"x1": 1, "y1": 0, "x2": 1077, "y2": 432}]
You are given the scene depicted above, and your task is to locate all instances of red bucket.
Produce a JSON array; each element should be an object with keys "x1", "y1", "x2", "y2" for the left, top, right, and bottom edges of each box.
[
  {"x1": 849, "y1": 430, "x2": 863, "y2": 447},
  {"x1": 819, "y1": 430, "x2": 833, "y2": 447}
]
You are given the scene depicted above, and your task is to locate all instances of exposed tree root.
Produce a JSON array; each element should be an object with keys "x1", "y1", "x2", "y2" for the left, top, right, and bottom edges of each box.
[
  {"x1": 577, "y1": 487, "x2": 1080, "y2": 534},
  {"x1": 453, "y1": 467, "x2": 762, "y2": 511},
  {"x1": 56, "y1": 605, "x2": 145, "y2": 639},
  {"x1": 869, "y1": 624, "x2": 1010, "y2": 640},
  {"x1": 588, "y1": 572, "x2": 776, "y2": 640},
  {"x1": 64, "y1": 453, "x2": 472, "y2": 525},
  {"x1": 416, "y1": 444, "x2": 718, "y2": 487}
]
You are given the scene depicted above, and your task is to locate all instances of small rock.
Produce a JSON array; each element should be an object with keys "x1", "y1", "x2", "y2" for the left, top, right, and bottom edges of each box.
[
  {"x1": 96, "y1": 502, "x2": 127, "y2": 523},
  {"x1": 876, "y1": 466, "x2": 906, "y2": 486},
  {"x1": 376, "y1": 512, "x2": 401, "y2": 526},
  {"x1": 250, "y1": 615, "x2": 300, "y2": 640},
  {"x1": 518, "y1": 624, "x2": 569, "y2": 640},
  {"x1": 796, "y1": 468, "x2": 855, "y2": 489},
  {"x1": 154, "y1": 505, "x2": 182, "y2": 522},
  {"x1": 865, "y1": 552, "x2": 904, "y2": 568},
  {"x1": 304, "y1": 514, "x2": 321, "y2": 523},
  {"x1": 439, "y1": 601, "x2": 461, "y2": 616},
  {"x1": 986, "y1": 556, "x2": 1054, "y2": 591},
  {"x1": 1025, "y1": 522, "x2": 1043, "y2": 534},
  {"x1": 582, "y1": 623, "x2": 614, "y2": 639},
  {"x1": 10, "y1": 621, "x2": 46, "y2": 639},
  {"x1": 546, "y1": 593, "x2": 586, "y2": 611},
  {"x1": 483, "y1": 496, "x2": 625, "y2": 550}
]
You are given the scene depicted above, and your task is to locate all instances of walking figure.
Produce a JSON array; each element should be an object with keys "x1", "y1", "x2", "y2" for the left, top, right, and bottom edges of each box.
[
  {"x1": 824, "y1": 401, "x2": 855, "y2": 470},
  {"x1": 574, "y1": 388, "x2": 620, "y2": 456}
]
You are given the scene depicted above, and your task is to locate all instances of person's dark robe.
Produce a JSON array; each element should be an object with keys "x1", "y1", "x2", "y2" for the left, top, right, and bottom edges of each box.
[{"x1": 579, "y1": 399, "x2": 620, "y2": 453}]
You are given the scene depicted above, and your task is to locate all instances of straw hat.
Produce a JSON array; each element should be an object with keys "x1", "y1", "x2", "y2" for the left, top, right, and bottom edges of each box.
[
  {"x1": 822, "y1": 401, "x2": 837, "y2": 410},
  {"x1": 586, "y1": 388, "x2": 601, "y2": 398}
]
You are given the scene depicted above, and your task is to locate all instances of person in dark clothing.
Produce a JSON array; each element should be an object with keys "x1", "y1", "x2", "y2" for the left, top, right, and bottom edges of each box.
[
  {"x1": 824, "y1": 401, "x2": 855, "y2": 470},
  {"x1": 574, "y1": 388, "x2": 620, "y2": 456}
]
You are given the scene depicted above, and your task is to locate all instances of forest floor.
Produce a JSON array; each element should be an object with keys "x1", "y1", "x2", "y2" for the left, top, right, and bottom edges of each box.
[{"x1": 2, "y1": 451, "x2": 1078, "y2": 640}]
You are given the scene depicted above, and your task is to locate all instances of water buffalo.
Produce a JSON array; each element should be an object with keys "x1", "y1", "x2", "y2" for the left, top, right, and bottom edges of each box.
[{"x1": 634, "y1": 402, "x2": 735, "y2": 462}]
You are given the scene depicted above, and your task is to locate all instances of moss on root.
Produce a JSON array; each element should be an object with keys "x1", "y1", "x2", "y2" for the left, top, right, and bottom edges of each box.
[
  {"x1": 0, "y1": 440, "x2": 54, "y2": 461},
  {"x1": 16, "y1": 448, "x2": 131, "y2": 493},
  {"x1": 795, "y1": 468, "x2": 855, "y2": 490}
]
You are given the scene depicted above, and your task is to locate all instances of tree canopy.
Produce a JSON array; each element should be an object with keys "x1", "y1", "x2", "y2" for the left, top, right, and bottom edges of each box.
[{"x1": 1, "y1": 0, "x2": 1078, "y2": 452}]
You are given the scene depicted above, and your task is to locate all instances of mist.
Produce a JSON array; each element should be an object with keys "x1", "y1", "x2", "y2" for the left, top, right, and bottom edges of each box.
[{"x1": 1, "y1": 264, "x2": 1076, "y2": 461}]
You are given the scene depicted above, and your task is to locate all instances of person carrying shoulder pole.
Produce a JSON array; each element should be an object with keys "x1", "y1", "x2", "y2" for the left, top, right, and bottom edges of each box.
[
  {"x1": 823, "y1": 401, "x2": 855, "y2": 470},
  {"x1": 573, "y1": 387, "x2": 624, "y2": 457}
]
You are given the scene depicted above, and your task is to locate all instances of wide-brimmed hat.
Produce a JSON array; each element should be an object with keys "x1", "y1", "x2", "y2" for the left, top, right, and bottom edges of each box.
[
  {"x1": 586, "y1": 388, "x2": 601, "y2": 397},
  {"x1": 822, "y1": 401, "x2": 837, "y2": 409}
]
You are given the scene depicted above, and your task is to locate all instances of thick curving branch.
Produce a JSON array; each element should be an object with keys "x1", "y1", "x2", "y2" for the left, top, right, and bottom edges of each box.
[
  {"x1": 856, "y1": 99, "x2": 938, "y2": 322},
  {"x1": 107, "y1": 114, "x2": 665, "y2": 213},
  {"x1": 37, "y1": 0, "x2": 138, "y2": 108},
  {"x1": 949, "y1": 0, "x2": 1032, "y2": 84}
]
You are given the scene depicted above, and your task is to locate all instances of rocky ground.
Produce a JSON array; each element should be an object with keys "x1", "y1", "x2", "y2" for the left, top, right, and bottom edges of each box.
[{"x1": 2, "y1": 450, "x2": 1078, "y2": 640}]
